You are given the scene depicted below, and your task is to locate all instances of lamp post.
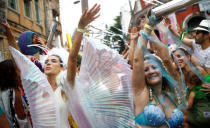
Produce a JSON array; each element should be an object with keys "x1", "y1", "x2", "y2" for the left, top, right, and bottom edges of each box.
[{"x1": 81, "y1": 0, "x2": 89, "y2": 12}]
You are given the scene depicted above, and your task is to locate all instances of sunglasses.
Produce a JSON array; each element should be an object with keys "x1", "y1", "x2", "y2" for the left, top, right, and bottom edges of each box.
[{"x1": 196, "y1": 30, "x2": 203, "y2": 34}]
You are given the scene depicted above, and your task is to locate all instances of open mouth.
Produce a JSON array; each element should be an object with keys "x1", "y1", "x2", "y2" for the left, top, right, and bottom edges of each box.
[{"x1": 149, "y1": 74, "x2": 159, "y2": 80}]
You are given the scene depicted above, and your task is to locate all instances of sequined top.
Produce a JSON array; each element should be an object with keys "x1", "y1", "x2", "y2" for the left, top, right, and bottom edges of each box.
[{"x1": 135, "y1": 102, "x2": 184, "y2": 128}]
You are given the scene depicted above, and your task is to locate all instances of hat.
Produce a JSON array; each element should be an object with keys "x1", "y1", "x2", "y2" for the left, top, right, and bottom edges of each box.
[
  {"x1": 194, "y1": 20, "x2": 210, "y2": 32},
  {"x1": 18, "y1": 31, "x2": 41, "y2": 55}
]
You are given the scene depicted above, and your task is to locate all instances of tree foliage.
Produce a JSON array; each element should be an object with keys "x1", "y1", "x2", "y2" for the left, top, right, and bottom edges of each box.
[{"x1": 104, "y1": 15, "x2": 125, "y2": 54}]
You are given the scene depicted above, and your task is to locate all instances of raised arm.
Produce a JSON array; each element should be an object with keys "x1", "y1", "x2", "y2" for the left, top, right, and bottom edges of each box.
[
  {"x1": 132, "y1": 27, "x2": 150, "y2": 95},
  {"x1": 168, "y1": 23, "x2": 194, "y2": 49},
  {"x1": 152, "y1": 29, "x2": 180, "y2": 81},
  {"x1": 67, "y1": 4, "x2": 100, "y2": 86},
  {"x1": 1, "y1": 22, "x2": 18, "y2": 49},
  {"x1": 128, "y1": 27, "x2": 138, "y2": 69}
]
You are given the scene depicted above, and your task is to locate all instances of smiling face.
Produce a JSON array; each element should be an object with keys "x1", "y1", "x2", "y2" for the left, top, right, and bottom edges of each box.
[
  {"x1": 44, "y1": 56, "x2": 63, "y2": 76},
  {"x1": 173, "y1": 49, "x2": 189, "y2": 69},
  {"x1": 144, "y1": 60, "x2": 162, "y2": 86}
]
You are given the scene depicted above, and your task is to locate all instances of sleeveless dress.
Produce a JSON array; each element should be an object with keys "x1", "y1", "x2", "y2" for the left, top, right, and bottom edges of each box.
[{"x1": 54, "y1": 87, "x2": 70, "y2": 128}]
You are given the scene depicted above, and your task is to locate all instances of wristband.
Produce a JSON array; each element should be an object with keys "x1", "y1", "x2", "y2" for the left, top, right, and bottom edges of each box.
[
  {"x1": 77, "y1": 28, "x2": 85, "y2": 33},
  {"x1": 144, "y1": 24, "x2": 154, "y2": 31}
]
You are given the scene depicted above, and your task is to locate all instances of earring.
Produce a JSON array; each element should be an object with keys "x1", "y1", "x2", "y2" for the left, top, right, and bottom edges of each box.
[{"x1": 149, "y1": 88, "x2": 153, "y2": 101}]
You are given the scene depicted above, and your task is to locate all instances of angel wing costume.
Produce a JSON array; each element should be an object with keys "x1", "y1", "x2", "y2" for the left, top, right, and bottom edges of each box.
[
  {"x1": 9, "y1": 36, "x2": 136, "y2": 128},
  {"x1": 64, "y1": 37, "x2": 135, "y2": 128},
  {"x1": 9, "y1": 46, "x2": 60, "y2": 128}
]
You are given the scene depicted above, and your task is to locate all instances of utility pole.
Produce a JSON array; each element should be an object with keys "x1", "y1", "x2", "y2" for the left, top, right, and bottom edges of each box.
[
  {"x1": 128, "y1": 0, "x2": 136, "y2": 28},
  {"x1": 81, "y1": 0, "x2": 89, "y2": 12}
]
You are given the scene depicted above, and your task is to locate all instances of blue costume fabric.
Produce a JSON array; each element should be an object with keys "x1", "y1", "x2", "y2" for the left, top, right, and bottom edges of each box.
[
  {"x1": 0, "y1": 106, "x2": 4, "y2": 116},
  {"x1": 135, "y1": 102, "x2": 184, "y2": 128}
]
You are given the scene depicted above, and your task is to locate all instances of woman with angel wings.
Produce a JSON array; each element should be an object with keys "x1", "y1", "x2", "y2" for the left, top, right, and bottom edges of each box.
[{"x1": 3, "y1": 4, "x2": 100, "y2": 128}]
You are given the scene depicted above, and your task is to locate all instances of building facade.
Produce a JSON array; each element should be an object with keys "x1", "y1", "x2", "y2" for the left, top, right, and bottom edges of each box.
[{"x1": 0, "y1": 0, "x2": 63, "y2": 61}]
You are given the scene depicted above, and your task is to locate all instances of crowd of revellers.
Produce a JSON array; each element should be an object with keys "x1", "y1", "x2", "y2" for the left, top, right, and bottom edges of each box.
[{"x1": 0, "y1": 3, "x2": 210, "y2": 128}]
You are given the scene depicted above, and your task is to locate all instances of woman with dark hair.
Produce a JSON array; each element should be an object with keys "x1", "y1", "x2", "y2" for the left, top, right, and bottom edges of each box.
[
  {"x1": 0, "y1": 59, "x2": 31, "y2": 128},
  {"x1": 170, "y1": 48, "x2": 210, "y2": 128},
  {"x1": 171, "y1": 47, "x2": 207, "y2": 85},
  {"x1": 6, "y1": 4, "x2": 100, "y2": 128},
  {"x1": 0, "y1": 59, "x2": 18, "y2": 90}
]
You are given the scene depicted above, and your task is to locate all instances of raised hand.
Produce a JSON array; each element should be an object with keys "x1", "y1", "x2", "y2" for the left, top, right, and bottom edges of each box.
[
  {"x1": 67, "y1": 4, "x2": 100, "y2": 86},
  {"x1": 1, "y1": 22, "x2": 14, "y2": 40},
  {"x1": 78, "y1": 4, "x2": 100, "y2": 29},
  {"x1": 129, "y1": 27, "x2": 138, "y2": 41},
  {"x1": 1, "y1": 22, "x2": 17, "y2": 48}
]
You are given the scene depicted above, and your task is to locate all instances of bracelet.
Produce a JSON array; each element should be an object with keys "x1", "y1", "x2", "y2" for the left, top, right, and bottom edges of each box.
[
  {"x1": 77, "y1": 28, "x2": 85, "y2": 33},
  {"x1": 144, "y1": 24, "x2": 154, "y2": 31}
]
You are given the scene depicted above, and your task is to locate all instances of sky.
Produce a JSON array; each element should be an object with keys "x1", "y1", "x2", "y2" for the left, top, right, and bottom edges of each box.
[{"x1": 60, "y1": 0, "x2": 135, "y2": 43}]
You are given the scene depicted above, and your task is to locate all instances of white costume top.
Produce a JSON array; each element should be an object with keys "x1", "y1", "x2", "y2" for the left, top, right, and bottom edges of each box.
[
  {"x1": 54, "y1": 87, "x2": 69, "y2": 128},
  {"x1": 192, "y1": 41, "x2": 210, "y2": 68}
]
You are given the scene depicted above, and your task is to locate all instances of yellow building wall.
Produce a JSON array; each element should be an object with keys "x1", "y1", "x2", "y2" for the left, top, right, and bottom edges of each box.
[{"x1": 0, "y1": 0, "x2": 63, "y2": 60}]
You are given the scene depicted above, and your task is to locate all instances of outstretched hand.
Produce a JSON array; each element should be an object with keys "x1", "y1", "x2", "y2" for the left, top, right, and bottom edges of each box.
[
  {"x1": 1, "y1": 22, "x2": 16, "y2": 47},
  {"x1": 78, "y1": 4, "x2": 100, "y2": 29},
  {"x1": 1, "y1": 22, "x2": 13, "y2": 39}
]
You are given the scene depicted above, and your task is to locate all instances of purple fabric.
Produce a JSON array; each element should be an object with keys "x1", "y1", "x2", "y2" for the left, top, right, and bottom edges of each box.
[
  {"x1": 34, "y1": 61, "x2": 44, "y2": 73},
  {"x1": 18, "y1": 31, "x2": 41, "y2": 55}
]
